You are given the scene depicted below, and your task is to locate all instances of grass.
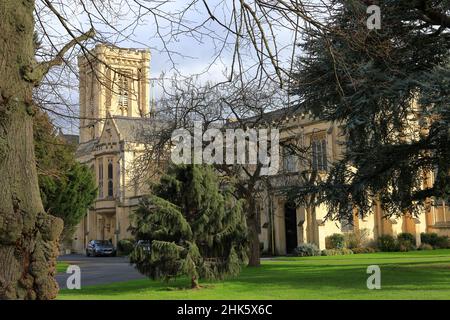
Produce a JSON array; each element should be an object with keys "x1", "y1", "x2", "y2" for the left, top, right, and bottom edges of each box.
[
  {"x1": 58, "y1": 249, "x2": 450, "y2": 300},
  {"x1": 56, "y1": 262, "x2": 69, "y2": 274}
]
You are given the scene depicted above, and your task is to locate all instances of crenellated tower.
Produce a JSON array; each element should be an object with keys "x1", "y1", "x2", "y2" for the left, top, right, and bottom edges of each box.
[{"x1": 78, "y1": 45, "x2": 151, "y2": 143}]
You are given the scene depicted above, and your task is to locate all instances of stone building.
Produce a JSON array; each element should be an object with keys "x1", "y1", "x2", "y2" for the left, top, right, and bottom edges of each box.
[
  {"x1": 255, "y1": 109, "x2": 450, "y2": 255},
  {"x1": 70, "y1": 44, "x2": 449, "y2": 255},
  {"x1": 71, "y1": 45, "x2": 154, "y2": 253}
]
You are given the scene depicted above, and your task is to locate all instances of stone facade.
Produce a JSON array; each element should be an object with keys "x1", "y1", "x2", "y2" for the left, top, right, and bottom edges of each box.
[
  {"x1": 71, "y1": 45, "x2": 153, "y2": 253},
  {"x1": 70, "y1": 44, "x2": 449, "y2": 255},
  {"x1": 255, "y1": 112, "x2": 450, "y2": 254}
]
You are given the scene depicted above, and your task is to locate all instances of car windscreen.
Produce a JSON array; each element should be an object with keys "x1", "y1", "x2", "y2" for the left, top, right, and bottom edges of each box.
[{"x1": 94, "y1": 241, "x2": 111, "y2": 245}]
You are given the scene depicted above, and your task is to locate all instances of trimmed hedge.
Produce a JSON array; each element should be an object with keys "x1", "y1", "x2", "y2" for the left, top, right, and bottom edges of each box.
[
  {"x1": 377, "y1": 235, "x2": 399, "y2": 252},
  {"x1": 377, "y1": 233, "x2": 418, "y2": 252},
  {"x1": 421, "y1": 232, "x2": 450, "y2": 249},
  {"x1": 435, "y1": 236, "x2": 450, "y2": 249},
  {"x1": 291, "y1": 232, "x2": 449, "y2": 256},
  {"x1": 421, "y1": 232, "x2": 439, "y2": 246}
]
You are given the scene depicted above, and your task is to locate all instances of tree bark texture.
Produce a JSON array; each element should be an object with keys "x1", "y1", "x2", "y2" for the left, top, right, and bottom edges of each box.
[
  {"x1": 246, "y1": 196, "x2": 260, "y2": 267},
  {"x1": 0, "y1": 0, "x2": 63, "y2": 299}
]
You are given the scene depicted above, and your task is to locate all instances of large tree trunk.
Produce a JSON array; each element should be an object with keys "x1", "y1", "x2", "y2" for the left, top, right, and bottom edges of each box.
[
  {"x1": 0, "y1": 0, "x2": 63, "y2": 299},
  {"x1": 246, "y1": 196, "x2": 260, "y2": 267}
]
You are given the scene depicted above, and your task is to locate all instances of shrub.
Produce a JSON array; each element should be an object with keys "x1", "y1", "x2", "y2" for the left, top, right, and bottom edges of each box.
[
  {"x1": 117, "y1": 239, "x2": 135, "y2": 256},
  {"x1": 421, "y1": 232, "x2": 439, "y2": 246},
  {"x1": 344, "y1": 229, "x2": 371, "y2": 249},
  {"x1": 343, "y1": 233, "x2": 358, "y2": 249},
  {"x1": 398, "y1": 243, "x2": 413, "y2": 252},
  {"x1": 343, "y1": 248, "x2": 354, "y2": 255},
  {"x1": 377, "y1": 235, "x2": 399, "y2": 252},
  {"x1": 293, "y1": 243, "x2": 321, "y2": 257},
  {"x1": 421, "y1": 232, "x2": 450, "y2": 249},
  {"x1": 321, "y1": 249, "x2": 334, "y2": 256},
  {"x1": 321, "y1": 248, "x2": 354, "y2": 256},
  {"x1": 325, "y1": 233, "x2": 345, "y2": 249},
  {"x1": 418, "y1": 243, "x2": 433, "y2": 251},
  {"x1": 351, "y1": 247, "x2": 377, "y2": 254},
  {"x1": 397, "y1": 233, "x2": 416, "y2": 251},
  {"x1": 397, "y1": 232, "x2": 415, "y2": 243},
  {"x1": 366, "y1": 239, "x2": 379, "y2": 249},
  {"x1": 434, "y1": 236, "x2": 450, "y2": 249}
]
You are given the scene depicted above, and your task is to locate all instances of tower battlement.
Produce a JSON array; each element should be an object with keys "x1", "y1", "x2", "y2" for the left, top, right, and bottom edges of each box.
[{"x1": 78, "y1": 45, "x2": 151, "y2": 143}]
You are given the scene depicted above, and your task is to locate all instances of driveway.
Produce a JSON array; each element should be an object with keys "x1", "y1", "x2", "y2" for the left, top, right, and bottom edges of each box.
[{"x1": 56, "y1": 254, "x2": 146, "y2": 289}]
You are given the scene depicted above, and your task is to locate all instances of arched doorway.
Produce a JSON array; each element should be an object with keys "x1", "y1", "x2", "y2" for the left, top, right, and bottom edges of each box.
[{"x1": 284, "y1": 201, "x2": 298, "y2": 254}]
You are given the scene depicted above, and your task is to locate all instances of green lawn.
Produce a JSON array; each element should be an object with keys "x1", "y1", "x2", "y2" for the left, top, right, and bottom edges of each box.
[
  {"x1": 58, "y1": 249, "x2": 450, "y2": 300},
  {"x1": 56, "y1": 262, "x2": 69, "y2": 274}
]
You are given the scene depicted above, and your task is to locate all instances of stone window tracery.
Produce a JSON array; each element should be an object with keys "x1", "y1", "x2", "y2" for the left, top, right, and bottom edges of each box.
[{"x1": 107, "y1": 158, "x2": 114, "y2": 197}]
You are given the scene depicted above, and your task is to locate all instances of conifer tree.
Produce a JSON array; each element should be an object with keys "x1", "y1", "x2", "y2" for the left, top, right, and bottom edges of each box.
[
  {"x1": 129, "y1": 164, "x2": 248, "y2": 288},
  {"x1": 34, "y1": 110, "x2": 97, "y2": 243},
  {"x1": 290, "y1": 1, "x2": 450, "y2": 220}
]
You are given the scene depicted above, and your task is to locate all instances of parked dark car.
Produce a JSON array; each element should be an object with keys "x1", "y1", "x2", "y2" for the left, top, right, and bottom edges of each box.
[{"x1": 86, "y1": 240, "x2": 116, "y2": 257}]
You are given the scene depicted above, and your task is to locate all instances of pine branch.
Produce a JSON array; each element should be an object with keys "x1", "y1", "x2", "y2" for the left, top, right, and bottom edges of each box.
[{"x1": 416, "y1": 0, "x2": 450, "y2": 28}]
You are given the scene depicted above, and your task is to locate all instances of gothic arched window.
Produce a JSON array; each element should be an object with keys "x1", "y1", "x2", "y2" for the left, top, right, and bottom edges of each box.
[
  {"x1": 311, "y1": 133, "x2": 328, "y2": 172},
  {"x1": 107, "y1": 159, "x2": 114, "y2": 197},
  {"x1": 98, "y1": 159, "x2": 103, "y2": 198}
]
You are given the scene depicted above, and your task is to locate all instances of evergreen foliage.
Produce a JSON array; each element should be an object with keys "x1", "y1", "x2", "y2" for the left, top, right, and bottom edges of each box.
[
  {"x1": 290, "y1": 1, "x2": 450, "y2": 220},
  {"x1": 421, "y1": 232, "x2": 450, "y2": 248},
  {"x1": 34, "y1": 110, "x2": 97, "y2": 241},
  {"x1": 129, "y1": 164, "x2": 248, "y2": 288}
]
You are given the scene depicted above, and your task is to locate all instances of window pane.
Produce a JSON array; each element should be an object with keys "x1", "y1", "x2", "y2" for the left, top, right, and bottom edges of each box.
[
  {"x1": 107, "y1": 159, "x2": 114, "y2": 197},
  {"x1": 321, "y1": 139, "x2": 327, "y2": 171},
  {"x1": 108, "y1": 180, "x2": 113, "y2": 197},
  {"x1": 312, "y1": 141, "x2": 318, "y2": 170},
  {"x1": 108, "y1": 162, "x2": 113, "y2": 179},
  {"x1": 283, "y1": 147, "x2": 297, "y2": 172},
  {"x1": 98, "y1": 162, "x2": 103, "y2": 198},
  {"x1": 311, "y1": 137, "x2": 327, "y2": 171}
]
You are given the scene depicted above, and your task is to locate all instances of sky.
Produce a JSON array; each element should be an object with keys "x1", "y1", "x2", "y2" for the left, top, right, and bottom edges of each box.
[{"x1": 36, "y1": 0, "x2": 301, "y2": 134}]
